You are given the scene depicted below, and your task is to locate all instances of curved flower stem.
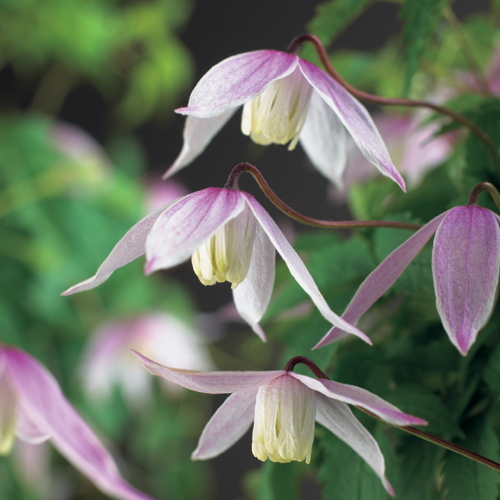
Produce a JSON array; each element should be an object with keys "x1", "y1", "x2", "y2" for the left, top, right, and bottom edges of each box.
[
  {"x1": 225, "y1": 163, "x2": 422, "y2": 231},
  {"x1": 467, "y1": 182, "x2": 500, "y2": 211},
  {"x1": 285, "y1": 356, "x2": 500, "y2": 474},
  {"x1": 288, "y1": 34, "x2": 496, "y2": 159}
]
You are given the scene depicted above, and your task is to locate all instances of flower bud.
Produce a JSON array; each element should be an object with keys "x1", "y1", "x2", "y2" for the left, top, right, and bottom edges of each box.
[
  {"x1": 241, "y1": 68, "x2": 313, "y2": 150},
  {"x1": 252, "y1": 374, "x2": 315, "y2": 464}
]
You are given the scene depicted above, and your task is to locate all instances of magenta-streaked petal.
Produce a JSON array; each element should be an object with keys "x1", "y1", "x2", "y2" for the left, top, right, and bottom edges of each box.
[
  {"x1": 315, "y1": 394, "x2": 394, "y2": 496},
  {"x1": 299, "y1": 90, "x2": 347, "y2": 187},
  {"x1": 192, "y1": 388, "x2": 257, "y2": 460},
  {"x1": 5, "y1": 347, "x2": 155, "y2": 500},
  {"x1": 315, "y1": 211, "x2": 449, "y2": 348},
  {"x1": 164, "y1": 110, "x2": 237, "y2": 179},
  {"x1": 62, "y1": 200, "x2": 179, "y2": 295},
  {"x1": 133, "y1": 351, "x2": 283, "y2": 393},
  {"x1": 176, "y1": 51, "x2": 298, "y2": 118},
  {"x1": 245, "y1": 195, "x2": 372, "y2": 344},
  {"x1": 145, "y1": 188, "x2": 246, "y2": 274},
  {"x1": 16, "y1": 407, "x2": 51, "y2": 444},
  {"x1": 293, "y1": 373, "x2": 427, "y2": 427},
  {"x1": 232, "y1": 219, "x2": 276, "y2": 341},
  {"x1": 298, "y1": 59, "x2": 405, "y2": 191},
  {"x1": 433, "y1": 206, "x2": 500, "y2": 355}
]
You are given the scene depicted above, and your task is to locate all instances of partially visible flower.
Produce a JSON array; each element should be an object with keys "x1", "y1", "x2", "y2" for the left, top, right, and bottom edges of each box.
[
  {"x1": 134, "y1": 351, "x2": 427, "y2": 496},
  {"x1": 315, "y1": 205, "x2": 500, "y2": 355},
  {"x1": 0, "y1": 345, "x2": 155, "y2": 500},
  {"x1": 63, "y1": 187, "x2": 370, "y2": 345},
  {"x1": 145, "y1": 178, "x2": 189, "y2": 214},
  {"x1": 167, "y1": 50, "x2": 405, "y2": 190},
  {"x1": 81, "y1": 312, "x2": 215, "y2": 406}
]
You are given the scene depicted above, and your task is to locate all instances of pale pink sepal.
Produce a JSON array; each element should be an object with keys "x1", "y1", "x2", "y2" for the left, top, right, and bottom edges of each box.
[
  {"x1": 315, "y1": 394, "x2": 395, "y2": 497},
  {"x1": 192, "y1": 388, "x2": 258, "y2": 460},
  {"x1": 61, "y1": 200, "x2": 179, "y2": 295},
  {"x1": 298, "y1": 59, "x2": 405, "y2": 192},
  {"x1": 432, "y1": 206, "x2": 500, "y2": 355},
  {"x1": 176, "y1": 50, "x2": 298, "y2": 118},
  {"x1": 315, "y1": 212, "x2": 449, "y2": 349},
  {"x1": 4, "y1": 347, "x2": 155, "y2": 500}
]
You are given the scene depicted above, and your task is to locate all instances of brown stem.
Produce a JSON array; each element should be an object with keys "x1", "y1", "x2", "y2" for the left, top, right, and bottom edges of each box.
[
  {"x1": 284, "y1": 356, "x2": 329, "y2": 379},
  {"x1": 225, "y1": 163, "x2": 422, "y2": 231},
  {"x1": 467, "y1": 182, "x2": 500, "y2": 211}
]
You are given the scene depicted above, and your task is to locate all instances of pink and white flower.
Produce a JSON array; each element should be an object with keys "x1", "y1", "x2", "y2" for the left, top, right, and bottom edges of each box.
[
  {"x1": 167, "y1": 50, "x2": 405, "y2": 190},
  {"x1": 315, "y1": 205, "x2": 500, "y2": 355},
  {"x1": 63, "y1": 187, "x2": 371, "y2": 345},
  {"x1": 0, "y1": 345, "x2": 155, "y2": 500},
  {"x1": 134, "y1": 351, "x2": 427, "y2": 496}
]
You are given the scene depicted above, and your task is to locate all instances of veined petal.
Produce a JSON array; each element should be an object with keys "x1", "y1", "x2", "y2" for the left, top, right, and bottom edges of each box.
[
  {"x1": 292, "y1": 374, "x2": 427, "y2": 427},
  {"x1": 62, "y1": 200, "x2": 180, "y2": 295},
  {"x1": 232, "y1": 219, "x2": 276, "y2": 341},
  {"x1": 192, "y1": 388, "x2": 257, "y2": 460},
  {"x1": 145, "y1": 188, "x2": 246, "y2": 275},
  {"x1": 315, "y1": 394, "x2": 394, "y2": 497},
  {"x1": 433, "y1": 206, "x2": 500, "y2": 355},
  {"x1": 164, "y1": 110, "x2": 237, "y2": 179},
  {"x1": 299, "y1": 91, "x2": 347, "y2": 187},
  {"x1": 298, "y1": 59, "x2": 405, "y2": 191},
  {"x1": 315, "y1": 211, "x2": 449, "y2": 348},
  {"x1": 177, "y1": 51, "x2": 298, "y2": 118},
  {"x1": 245, "y1": 195, "x2": 372, "y2": 344},
  {"x1": 133, "y1": 351, "x2": 283, "y2": 393},
  {"x1": 4, "y1": 347, "x2": 155, "y2": 500},
  {"x1": 16, "y1": 407, "x2": 51, "y2": 445}
]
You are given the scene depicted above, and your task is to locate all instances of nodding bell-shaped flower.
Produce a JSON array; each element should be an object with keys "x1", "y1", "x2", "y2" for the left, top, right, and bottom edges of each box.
[
  {"x1": 63, "y1": 187, "x2": 371, "y2": 344},
  {"x1": 166, "y1": 49, "x2": 405, "y2": 190},
  {"x1": 133, "y1": 351, "x2": 427, "y2": 496},
  {"x1": 315, "y1": 204, "x2": 500, "y2": 356},
  {"x1": 0, "y1": 345, "x2": 155, "y2": 500}
]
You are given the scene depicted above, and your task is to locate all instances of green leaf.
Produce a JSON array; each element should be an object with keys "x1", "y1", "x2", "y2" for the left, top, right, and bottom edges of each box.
[{"x1": 400, "y1": 0, "x2": 450, "y2": 96}]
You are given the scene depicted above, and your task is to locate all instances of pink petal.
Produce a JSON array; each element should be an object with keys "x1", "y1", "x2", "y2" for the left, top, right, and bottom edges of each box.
[
  {"x1": 293, "y1": 374, "x2": 427, "y2": 427},
  {"x1": 4, "y1": 347, "x2": 155, "y2": 500},
  {"x1": 315, "y1": 211, "x2": 449, "y2": 348},
  {"x1": 164, "y1": 110, "x2": 237, "y2": 179},
  {"x1": 245, "y1": 195, "x2": 372, "y2": 345},
  {"x1": 15, "y1": 408, "x2": 51, "y2": 444},
  {"x1": 62, "y1": 200, "x2": 179, "y2": 295},
  {"x1": 232, "y1": 219, "x2": 276, "y2": 341},
  {"x1": 176, "y1": 50, "x2": 298, "y2": 118},
  {"x1": 298, "y1": 59, "x2": 406, "y2": 191},
  {"x1": 145, "y1": 188, "x2": 246, "y2": 275},
  {"x1": 315, "y1": 394, "x2": 395, "y2": 496},
  {"x1": 299, "y1": 90, "x2": 347, "y2": 187},
  {"x1": 133, "y1": 351, "x2": 283, "y2": 393},
  {"x1": 432, "y1": 206, "x2": 500, "y2": 355},
  {"x1": 192, "y1": 388, "x2": 257, "y2": 460}
]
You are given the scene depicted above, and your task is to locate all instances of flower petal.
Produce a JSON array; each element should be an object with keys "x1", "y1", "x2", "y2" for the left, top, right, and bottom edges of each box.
[
  {"x1": 176, "y1": 51, "x2": 298, "y2": 118},
  {"x1": 315, "y1": 394, "x2": 395, "y2": 497},
  {"x1": 298, "y1": 59, "x2": 405, "y2": 191},
  {"x1": 62, "y1": 200, "x2": 179, "y2": 295},
  {"x1": 299, "y1": 90, "x2": 347, "y2": 187},
  {"x1": 432, "y1": 206, "x2": 500, "y2": 355},
  {"x1": 164, "y1": 110, "x2": 237, "y2": 179},
  {"x1": 145, "y1": 188, "x2": 246, "y2": 275},
  {"x1": 232, "y1": 218, "x2": 276, "y2": 341},
  {"x1": 293, "y1": 373, "x2": 427, "y2": 427},
  {"x1": 4, "y1": 347, "x2": 155, "y2": 500},
  {"x1": 245, "y1": 195, "x2": 372, "y2": 344},
  {"x1": 192, "y1": 388, "x2": 257, "y2": 460},
  {"x1": 133, "y1": 351, "x2": 283, "y2": 393},
  {"x1": 315, "y1": 211, "x2": 449, "y2": 348},
  {"x1": 15, "y1": 407, "x2": 51, "y2": 445}
]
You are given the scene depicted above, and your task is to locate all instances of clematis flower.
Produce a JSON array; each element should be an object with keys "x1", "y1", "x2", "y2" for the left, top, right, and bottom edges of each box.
[
  {"x1": 315, "y1": 205, "x2": 500, "y2": 355},
  {"x1": 166, "y1": 49, "x2": 405, "y2": 190},
  {"x1": 133, "y1": 351, "x2": 427, "y2": 496},
  {"x1": 63, "y1": 187, "x2": 370, "y2": 344},
  {"x1": 0, "y1": 345, "x2": 155, "y2": 500}
]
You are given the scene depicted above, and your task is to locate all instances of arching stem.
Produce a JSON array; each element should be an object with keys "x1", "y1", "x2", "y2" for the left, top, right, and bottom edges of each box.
[{"x1": 467, "y1": 182, "x2": 500, "y2": 211}]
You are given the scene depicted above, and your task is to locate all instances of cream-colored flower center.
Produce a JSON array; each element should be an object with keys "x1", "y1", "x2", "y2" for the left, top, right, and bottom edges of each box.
[
  {"x1": 252, "y1": 374, "x2": 315, "y2": 464},
  {"x1": 0, "y1": 372, "x2": 18, "y2": 456},
  {"x1": 241, "y1": 68, "x2": 313, "y2": 151},
  {"x1": 191, "y1": 208, "x2": 257, "y2": 289}
]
